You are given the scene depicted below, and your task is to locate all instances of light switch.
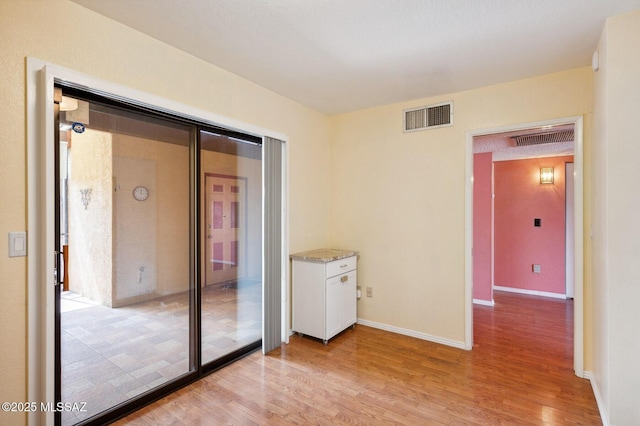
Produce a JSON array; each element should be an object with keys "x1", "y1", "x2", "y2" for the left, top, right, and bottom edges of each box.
[{"x1": 9, "y1": 232, "x2": 27, "y2": 257}]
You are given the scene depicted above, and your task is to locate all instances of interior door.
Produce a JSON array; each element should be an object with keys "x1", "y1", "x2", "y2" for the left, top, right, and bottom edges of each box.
[{"x1": 205, "y1": 175, "x2": 245, "y2": 286}]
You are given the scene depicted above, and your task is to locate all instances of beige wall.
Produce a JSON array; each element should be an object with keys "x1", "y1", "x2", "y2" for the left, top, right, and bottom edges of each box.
[
  {"x1": 113, "y1": 135, "x2": 190, "y2": 302},
  {"x1": 68, "y1": 129, "x2": 114, "y2": 305},
  {"x1": 0, "y1": 1, "x2": 330, "y2": 423},
  {"x1": 592, "y1": 9, "x2": 640, "y2": 425},
  {"x1": 329, "y1": 68, "x2": 593, "y2": 345},
  {"x1": 67, "y1": 130, "x2": 190, "y2": 307}
]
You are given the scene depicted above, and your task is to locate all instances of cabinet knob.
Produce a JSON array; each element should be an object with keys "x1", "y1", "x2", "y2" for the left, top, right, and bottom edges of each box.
[{"x1": 341, "y1": 275, "x2": 348, "y2": 283}]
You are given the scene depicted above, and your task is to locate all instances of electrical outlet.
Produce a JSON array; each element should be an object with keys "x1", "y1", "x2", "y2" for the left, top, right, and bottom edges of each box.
[
  {"x1": 532, "y1": 264, "x2": 541, "y2": 273},
  {"x1": 366, "y1": 287, "x2": 373, "y2": 297}
]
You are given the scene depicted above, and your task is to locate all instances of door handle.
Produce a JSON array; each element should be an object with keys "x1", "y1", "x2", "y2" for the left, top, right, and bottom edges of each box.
[{"x1": 54, "y1": 251, "x2": 59, "y2": 285}]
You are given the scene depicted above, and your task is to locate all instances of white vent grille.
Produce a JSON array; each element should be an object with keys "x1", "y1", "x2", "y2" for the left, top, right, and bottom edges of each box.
[
  {"x1": 403, "y1": 101, "x2": 453, "y2": 132},
  {"x1": 512, "y1": 130, "x2": 574, "y2": 146}
]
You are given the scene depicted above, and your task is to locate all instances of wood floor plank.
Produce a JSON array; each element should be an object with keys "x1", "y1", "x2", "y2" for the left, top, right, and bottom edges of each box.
[{"x1": 115, "y1": 291, "x2": 601, "y2": 425}]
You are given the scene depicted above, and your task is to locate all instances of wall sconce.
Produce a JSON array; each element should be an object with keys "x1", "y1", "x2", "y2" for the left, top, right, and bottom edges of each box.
[
  {"x1": 540, "y1": 167, "x2": 554, "y2": 184},
  {"x1": 80, "y1": 188, "x2": 92, "y2": 209}
]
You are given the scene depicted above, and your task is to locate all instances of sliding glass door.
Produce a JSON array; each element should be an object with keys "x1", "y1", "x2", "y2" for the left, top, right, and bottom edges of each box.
[
  {"x1": 200, "y1": 130, "x2": 262, "y2": 365},
  {"x1": 54, "y1": 86, "x2": 265, "y2": 425},
  {"x1": 56, "y1": 92, "x2": 194, "y2": 425}
]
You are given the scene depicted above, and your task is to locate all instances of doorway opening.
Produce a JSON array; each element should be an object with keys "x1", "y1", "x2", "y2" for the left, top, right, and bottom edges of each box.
[{"x1": 465, "y1": 116, "x2": 584, "y2": 377}]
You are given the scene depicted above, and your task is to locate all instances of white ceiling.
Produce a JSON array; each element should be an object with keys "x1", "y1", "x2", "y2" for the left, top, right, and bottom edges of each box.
[{"x1": 72, "y1": 0, "x2": 640, "y2": 115}]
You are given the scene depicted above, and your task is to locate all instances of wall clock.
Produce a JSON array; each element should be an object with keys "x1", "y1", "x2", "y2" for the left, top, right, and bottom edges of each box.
[{"x1": 132, "y1": 185, "x2": 150, "y2": 201}]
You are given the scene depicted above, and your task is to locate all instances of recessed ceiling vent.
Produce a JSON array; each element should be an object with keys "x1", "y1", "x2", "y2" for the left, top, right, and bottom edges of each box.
[
  {"x1": 512, "y1": 129, "x2": 574, "y2": 147},
  {"x1": 403, "y1": 101, "x2": 453, "y2": 132}
]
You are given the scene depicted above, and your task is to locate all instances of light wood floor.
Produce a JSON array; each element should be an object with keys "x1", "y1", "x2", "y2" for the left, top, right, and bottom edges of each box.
[{"x1": 116, "y1": 291, "x2": 601, "y2": 425}]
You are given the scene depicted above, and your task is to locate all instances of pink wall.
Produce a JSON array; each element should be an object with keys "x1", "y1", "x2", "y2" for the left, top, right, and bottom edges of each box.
[
  {"x1": 473, "y1": 153, "x2": 493, "y2": 302},
  {"x1": 494, "y1": 156, "x2": 573, "y2": 295}
]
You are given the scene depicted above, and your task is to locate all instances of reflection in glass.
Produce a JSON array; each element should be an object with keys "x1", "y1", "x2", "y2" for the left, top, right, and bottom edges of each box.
[
  {"x1": 200, "y1": 130, "x2": 262, "y2": 364},
  {"x1": 59, "y1": 100, "x2": 192, "y2": 425}
]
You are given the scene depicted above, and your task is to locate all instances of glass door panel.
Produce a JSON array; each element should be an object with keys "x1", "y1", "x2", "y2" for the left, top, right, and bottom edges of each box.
[
  {"x1": 54, "y1": 87, "x2": 269, "y2": 425},
  {"x1": 200, "y1": 130, "x2": 262, "y2": 364},
  {"x1": 58, "y1": 94, "x2": 193, "y2": 425}
]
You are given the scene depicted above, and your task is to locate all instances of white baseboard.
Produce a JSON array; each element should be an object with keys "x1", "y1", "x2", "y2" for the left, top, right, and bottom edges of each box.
[
  {"x1": 357, "y1": 318, "x2": 467, "y2": 350},
  {"x1": 583, "y1": 370, "x2": 609, "y2": 426},
  {"x1": 493, "y1": 285, "x2": 567, "y2": 300},
  {"x1": 473, "y1": 298, "x2": 495, "y2": 306}
]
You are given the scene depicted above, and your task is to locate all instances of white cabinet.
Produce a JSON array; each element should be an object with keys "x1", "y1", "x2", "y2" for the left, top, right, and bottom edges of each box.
[{"x1": 291, "y1": 249, "x2": 358, "y2": 344}]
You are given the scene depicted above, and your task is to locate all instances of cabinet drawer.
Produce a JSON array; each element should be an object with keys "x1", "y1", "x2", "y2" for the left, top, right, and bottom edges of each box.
[{"x1": 326, "y1": 255, "x2": 357, "y2": 278}]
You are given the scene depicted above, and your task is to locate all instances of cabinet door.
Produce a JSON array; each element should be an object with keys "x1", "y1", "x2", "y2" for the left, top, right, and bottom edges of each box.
[
  {"x1": 325, "y1": 275, "x2": 343, "y2": 339},
  {"x1": 342, "y1": 270, "x2": 357, "y2": 327},
  {"x1": 292, "y1": 260, "x2": 325, "y2": 339}
]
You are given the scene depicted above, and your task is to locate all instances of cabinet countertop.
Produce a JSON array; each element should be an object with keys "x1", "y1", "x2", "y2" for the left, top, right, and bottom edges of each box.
[{"x1": 290, "y1": 248, "x2": 358, "y2": 263}]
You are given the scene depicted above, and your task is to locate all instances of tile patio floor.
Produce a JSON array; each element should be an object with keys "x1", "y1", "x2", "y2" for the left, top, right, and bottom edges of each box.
[{"x1": 60, "y1": 282, "x2": 261, "y2": 425}]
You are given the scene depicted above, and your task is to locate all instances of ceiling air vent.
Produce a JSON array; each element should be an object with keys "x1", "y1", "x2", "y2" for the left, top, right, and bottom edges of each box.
[
  {"x1": 512, "y1": 129, "x2": 574, "y2": 146},
  {"x1": 403, "y1": 101, "x2": 453, "y2": 132}
]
